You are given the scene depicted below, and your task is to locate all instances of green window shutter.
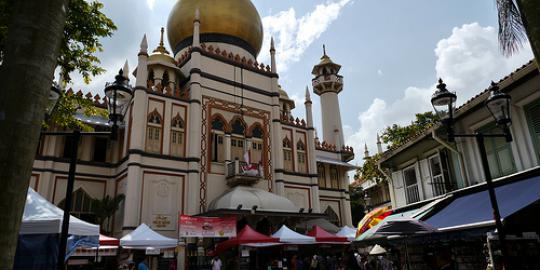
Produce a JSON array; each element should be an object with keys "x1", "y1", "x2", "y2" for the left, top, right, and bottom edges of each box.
[
  {"x1": 525, "y1": 98, "x2": 540, "y2": 162},
  {"x1": 477, "y1": 122, "x2": 516, "y2": 178}
]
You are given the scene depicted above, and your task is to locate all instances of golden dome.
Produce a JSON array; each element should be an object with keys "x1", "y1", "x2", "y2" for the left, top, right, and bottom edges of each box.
[{"x1": 167, "y1": 0, "x2": 264, "y2": 57}]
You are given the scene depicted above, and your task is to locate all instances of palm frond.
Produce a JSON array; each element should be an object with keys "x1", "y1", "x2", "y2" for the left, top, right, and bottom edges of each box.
[{"x1": 496, "y1": 0, "x2": 527, "y2": 56}]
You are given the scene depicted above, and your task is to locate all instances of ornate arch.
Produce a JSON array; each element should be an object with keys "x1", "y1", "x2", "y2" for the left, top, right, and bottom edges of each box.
[
  {"x1": 147, "y1": 108, "x2": 162, "y2": 124},
  {"x1": 210, "y1": 113, "x2": 230, "y2": 132},
  {"x1": 171, "y1": 113, "x2": 185, "y2": 129},
  {"x1": 247, "y1": 122, "x2": 264, "y2": 138},
  {"x1": 296, "y1": 139, "x2": 305, "y2": 151},
  {"x1": 282, "y1": 136, "x2": 292, "y2": 148},
  {"x1": 229, "y1": 116, "x2": 246, "y2": 135}
]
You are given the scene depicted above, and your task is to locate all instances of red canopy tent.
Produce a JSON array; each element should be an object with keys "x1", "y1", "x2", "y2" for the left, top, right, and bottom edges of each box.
[
  {"x1": 99, "y1": 234, "x2": 119, "y2": 246},
  {"x1": 307, "y1": 226, "x2": 348, "y2": 243},
  {"x1": 215, "y1": 225, "x2": 279, "y2": 254}
]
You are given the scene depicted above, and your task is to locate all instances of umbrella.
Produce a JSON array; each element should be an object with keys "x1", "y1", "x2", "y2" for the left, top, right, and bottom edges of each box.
[
  {"x1": 356, "y1": 206, "x2": 392, "y2": 237},
  {"x1": 375, "y1": 218, "x2": 437, "y2": 235},
  {"x1": 369, "y1": 244, "x2": 387, "y2": 255},
  {"x1": 373, "y1": 218, "x2": 438, "y2": 270}
]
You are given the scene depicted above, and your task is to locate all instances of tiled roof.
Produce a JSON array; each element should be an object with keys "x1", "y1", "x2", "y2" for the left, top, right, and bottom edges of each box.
[{"x1": 379, "y1": 60, "x2": 536, "y2": 162}]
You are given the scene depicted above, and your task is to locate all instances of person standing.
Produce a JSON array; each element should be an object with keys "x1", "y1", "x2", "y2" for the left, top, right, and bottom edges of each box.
[
  {"x1": 136, "y1": 257, "x2": 150, "y2": 270},
  {"x1": 211, "y1": 256, "x2": 222, "y2": 270}
]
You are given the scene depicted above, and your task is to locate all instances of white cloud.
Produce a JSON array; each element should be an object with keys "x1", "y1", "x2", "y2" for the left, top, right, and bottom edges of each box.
[
  {"x1": 259, "y1": 0, "x2": 352, "y2": 71},
  {"x1": 345, "y1": 22, "x2": 533, "y2": 165},
  {"x1": 147, "y1": 0, "x2": 156, "y2": 10},
  {"x1": 377, "y1": 69, "x2": 383, "y2": 76}
]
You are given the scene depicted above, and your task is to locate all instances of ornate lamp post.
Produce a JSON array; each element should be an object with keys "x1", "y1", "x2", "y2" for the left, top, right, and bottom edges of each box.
[
  {"x1": 43, "y1": 69, "x2": 133, "y2": 270},
  {"x1": 431, "y1": 79, "x2": 512, "y2": 269}
]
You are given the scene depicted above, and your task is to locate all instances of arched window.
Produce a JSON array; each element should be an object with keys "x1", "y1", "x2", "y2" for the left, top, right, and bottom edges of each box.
[
  {"x1": 170, "y1": 113, "x2": 185, "y2": 157},
  {"x1": 162, "y1": 71, "x2": 170, "y2": 86},
  {"x1": 283, "y1": 136, "x2": 293, "y2": 171},
  {"x1": 148, "y1": 69, "x2": 155, "y2": 84},
  {"x1": 324, "y1": 206, "x2": 340, "y2": 226},
  {"x1": 211, "y1": 116, "x2": 226, "y2": 162},
  {"x1": 297, "y1": 139, "x2": 307, "y2": 173},
  {"x1": 146, "y1": 109, "x2": 162, "y2": 154},
  {"x1": 250, "y1": 124, "x2": 264, "y2": 163},
  {"x1": 230, "y1": 117, "x2": 246, "y2": 161},
  {"x1": 318, "y1": 163, "x2": 326, "y2": 187},
  {"x1": 330, "y1": 165, "x2": 339, "y2": 189},
  {"x1": 58, "y1": 188, "x2": 95, "y2": 223}
]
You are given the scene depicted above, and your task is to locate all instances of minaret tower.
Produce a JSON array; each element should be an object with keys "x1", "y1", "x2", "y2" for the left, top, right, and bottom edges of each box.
[{"x1": 311, "y1": 45, "x2": 344, "y2": 148}]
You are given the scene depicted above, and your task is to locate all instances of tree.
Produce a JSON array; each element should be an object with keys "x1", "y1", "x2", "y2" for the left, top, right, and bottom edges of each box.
[
  {"x1": 0, "y1": 1, "x2": 115, "y2": 268},
  {"x1": 381, "y1": 111, "x2": 439, "y2": 148},
  {"x1": 355, "y1": 153, "x2": 385, "y2": 183},
  {"x1": 349, "y1": 183, "x2": 365, "y2": 226},
  {"x1": 0, "y1": 1, "x2": 69, "y2": 269},
  {"x1": 1, "y1": 0, "x2": 116, "y2": 84},
  {"x1": 91, "y1": 194, "x2": 125, "y2": 234},
  {"x1": 496, "y1": 0, "x2": 540, "y2": 68}
]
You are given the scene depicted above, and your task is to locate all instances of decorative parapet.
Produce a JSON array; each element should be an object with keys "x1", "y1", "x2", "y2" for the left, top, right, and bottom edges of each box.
[
  {"x1": 146, "y1": 80, "x2": 189, "y2": 100},
  {"x1": 315, "y1": 137, "x2": 355, "y2": 161},
  {"x1": 65, "y1": 88, "x2": 107, "y2": 109},
  {"x1": 200, "y1": 43, "x2": 274, "y2": 75},
  {"x1": 280, "y1": 114, "x2": 307, "y2": 128}
]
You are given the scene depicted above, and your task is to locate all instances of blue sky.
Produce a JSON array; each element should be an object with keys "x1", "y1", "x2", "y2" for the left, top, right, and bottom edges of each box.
[{"x1": 70, "y1": 0, "x2": 533, "y2": 166}]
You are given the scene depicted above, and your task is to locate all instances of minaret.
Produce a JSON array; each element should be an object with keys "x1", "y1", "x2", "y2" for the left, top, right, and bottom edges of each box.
[
  {"x1": 311, "y1": 45, "x2": 344, "y2": 147},
  {"x1": 364, "y1": 143, "x2": 370, "y2": 159},
  {"x1": 187, "y1": 8, "x2": 204, "y2": 214},
  {"x1": 270, "y1": 37, "x2": 277, "y2": 73},
  {"x1": 305, "y1": 86, "x2": 321, "y2": 213},
  {"x1": 376, "y1": 133, "x2": 383, "y2": 154},
  {"x1": 122, "y1": 34, "x2": 149, "y2": 235}
]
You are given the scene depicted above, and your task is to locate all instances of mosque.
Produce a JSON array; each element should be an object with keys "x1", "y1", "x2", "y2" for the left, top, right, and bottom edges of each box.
[{"x1": 31, "y1": 0, "x2": 355, "y2": 246}]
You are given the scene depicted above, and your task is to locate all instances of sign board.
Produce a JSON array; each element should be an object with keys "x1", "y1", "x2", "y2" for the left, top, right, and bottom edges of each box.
[
  {"x1": 179, "y1": 215, "x2": 236, "y2": 238},
  {"x1": 146, "y1": 247, "x2": 161, "y2": 255}
]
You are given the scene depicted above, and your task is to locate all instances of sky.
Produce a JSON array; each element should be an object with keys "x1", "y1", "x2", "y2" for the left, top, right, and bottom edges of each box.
[{"x1": 70, "y1": 0, "x2": 533, "y2": 166}]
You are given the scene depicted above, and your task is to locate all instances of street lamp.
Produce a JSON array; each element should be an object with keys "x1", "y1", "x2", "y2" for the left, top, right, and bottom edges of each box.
[
  {"x1": 43, "y1": 69, "x2": 133, "y2": 270},
  {"x1": 431, "y1": 79, "x2": 512, "y2": 269}
]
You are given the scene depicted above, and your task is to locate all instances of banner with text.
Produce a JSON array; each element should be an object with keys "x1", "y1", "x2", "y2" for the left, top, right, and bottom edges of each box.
[{"x1": 179, "y1": 215, "x2": 236, "y2": 238}]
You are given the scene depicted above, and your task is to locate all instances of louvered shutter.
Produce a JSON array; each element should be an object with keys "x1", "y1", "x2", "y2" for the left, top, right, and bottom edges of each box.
[{"x1": 525, "y1": 99, "x2": 540, "y2": 161}]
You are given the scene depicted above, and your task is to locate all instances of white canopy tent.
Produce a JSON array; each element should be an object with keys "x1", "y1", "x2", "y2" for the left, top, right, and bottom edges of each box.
[
  {"x1": 336, "y1": 226, "x2": 356, "y2": 241},
  {"x1": 120, "y1": 223, "x2": 178, "y2": 249},
  {"x1": 20, "y1": 187, "x2": 99, "y2": 236},
  {"x1": 272, "y1": 225, "x2": 315, "y2": 244}
]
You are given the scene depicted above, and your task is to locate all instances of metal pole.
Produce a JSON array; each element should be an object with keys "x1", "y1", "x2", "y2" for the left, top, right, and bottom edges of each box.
[
  {"x1": 475, "y1": 134, "x2": 510, "y2": 270},
  {"x1": 57, "y1": 130, "x2": 81, "y2": 270}
]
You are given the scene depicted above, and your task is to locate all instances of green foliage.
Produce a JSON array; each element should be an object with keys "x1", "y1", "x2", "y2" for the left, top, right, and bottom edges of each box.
[
  {"x1": 381, "y1": 111, "x2": 439, "y2": 148},
  {"x1": 355, "y1": 153, "x2": 385, "y2": 183},
  {"x1": 91, "y1": 194, "x2": 125, "y2": 233},
  {"x1": 58, "y1": 0, "x2": 116, "y2": 83},
  {"x1": 45, "y1": 92, "x2": 108, "y2": 131},
  {"x1": 0, "y1": 0, "x2": 116, "y2": 83},
  {"x1": 349, "y1": 184, "x2": 365, "y2": 226}
]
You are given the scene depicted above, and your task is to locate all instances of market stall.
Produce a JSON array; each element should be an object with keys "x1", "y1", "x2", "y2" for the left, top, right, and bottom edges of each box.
[
  {"x1": 120, "y1": 223, "x2": 178, "y2": 250},
  {"x1": 15, "y1": 188, "x2": 100, "y2": 270},
  {"x1": 336, "y1": 226, "x2": 356, "y2": 241},
  {"x1": 307, "y1": 226, "x2": 348, "y2": 243},
  {"x1": 272, "y1": 225, "x2": 315, "y2": 244}
]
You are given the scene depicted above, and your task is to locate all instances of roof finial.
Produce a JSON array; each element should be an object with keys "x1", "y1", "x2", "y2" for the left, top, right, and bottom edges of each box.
[
  {"x1": 270, "y1": 37, "x2": 275, "y2": 52},
  {"x1": 153, "y1": 27, "x2": 170, "y2": 54},
  {"x1": 140, "y1": 34, "x2": 148, "y2": 53},
  {"x1": 323, "y1": 44, "x2": 327, "y2": 56},
  {"x1": 195, "y1": 8, "x2": 200, "y2": 21},
  {"x1": 159, "y1": 27, "x2": 165, "y2": 47},
  {"x1": 122, "y1": 60, "x2": 129, "y2": 79},
  {"x1": 305, "y1": 86, "x2": 311, "y2": 102}
]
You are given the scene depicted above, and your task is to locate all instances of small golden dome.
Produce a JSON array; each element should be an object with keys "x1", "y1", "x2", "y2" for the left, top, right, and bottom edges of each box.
[
  {"x1": 167, "y1": 0, "x2": 264, "y2": 57},
  {"x1": 278, "y1": 85, "x2": 295, "y2": 109},
  {"x1": 149, "y1": 27, "x2": 177, "y2": 65}
]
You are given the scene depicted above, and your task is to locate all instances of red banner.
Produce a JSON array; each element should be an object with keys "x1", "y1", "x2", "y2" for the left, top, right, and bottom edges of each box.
[{"x1": 179, "y1": 215, "x2": 237, "y2": 238}]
